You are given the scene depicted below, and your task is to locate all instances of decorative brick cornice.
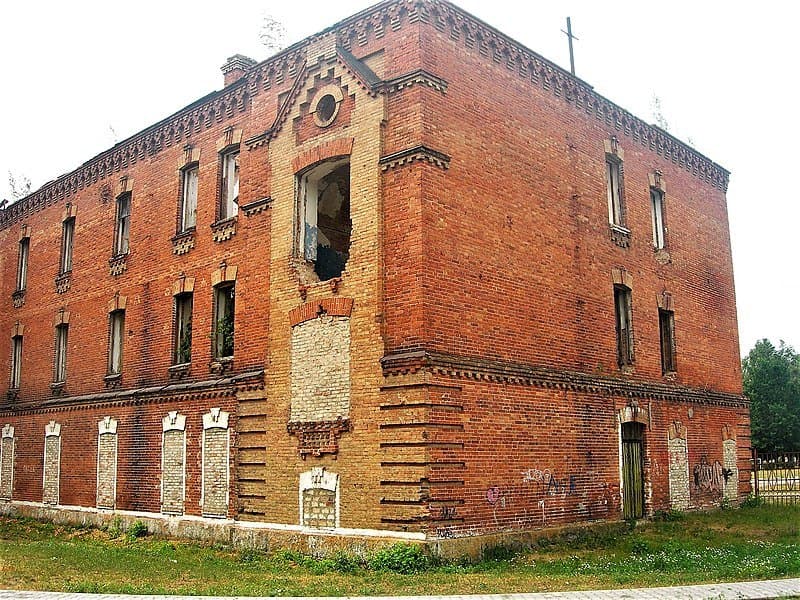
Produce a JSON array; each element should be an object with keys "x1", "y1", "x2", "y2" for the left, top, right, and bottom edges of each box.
[
  {"x1": 292, "y1": 138, "x2": 355, "y2": 174},
  {"x1": 109, "y1": 254, "x2": 127, "y2": 277},
  {"x1": 54, "y1": 272, "x2": 71, "y2": 294},
  {"x1": 1, "y1": 370, "x2": 264, "y2": 416},
  {"x1": 171, "y1": 231, "x2": 195, "y2": 255},
  {"x1": 289, "y1": 297, "x2": 354, "y2": 327},
  {"x1": 288, "y1": 418, "x2": 352, "y2": 458},
  {"x1": 11, "y1": 289, "x2": 25, "y2": 308},
  {"x1": 382, "y1": 69, "x2": 448, "y2": 94},
  {"x1": 380, "y1": 350, "x2": 748, "y2": 408},
  {"x1": 379, "y1": 145, "x2": 450, "y2": 171},
  {"x1": 210, "y1": 217, "x2": 237, "y2": 243},
  {"x1": 240, "y1": 197, "x2": 272, "y2": 216}
]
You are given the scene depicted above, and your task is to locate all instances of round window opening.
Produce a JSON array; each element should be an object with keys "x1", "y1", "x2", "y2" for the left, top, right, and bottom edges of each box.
[{"x1": 315, "y1": 94, "x2": 338, "y2": 126}]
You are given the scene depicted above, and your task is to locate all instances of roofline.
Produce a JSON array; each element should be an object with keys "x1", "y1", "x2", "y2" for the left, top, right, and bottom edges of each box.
[{"x1": 1, "y1": 0, "x2": 728, "y2": 229}]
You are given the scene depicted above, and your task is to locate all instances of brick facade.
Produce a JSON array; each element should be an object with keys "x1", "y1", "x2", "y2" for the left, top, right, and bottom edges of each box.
[{"x1": 0, "y1": 0, "x2": 747, "y2": 547}]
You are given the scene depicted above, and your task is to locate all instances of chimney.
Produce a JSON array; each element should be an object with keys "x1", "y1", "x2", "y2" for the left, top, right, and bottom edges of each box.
[{"x1": 221, "y1": 54, "x2": 257, "y2": 87}]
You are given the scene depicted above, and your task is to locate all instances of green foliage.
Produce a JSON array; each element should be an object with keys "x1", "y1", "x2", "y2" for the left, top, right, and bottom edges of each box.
[
  {"x1": 742, "y1": 339, "x2": 800, "y2": 452},
  {"x1": 653, "y1": 509, "x2": 685, "y2": 522},
  {"x1": 106, "y1": 516, "x2": 124, "y2": 539},
  {"x1": 127, "y1": 521, "x2": 147, "y2": 540},
  {"x1": 741, "y1": 494, "x2": 764, "y2": 509},
  {"x1": 369, "y1": 543, "x2": 432, "y2": 573},
  {"x1": 482, "y1": 544, "x2": 515, "y2": 562}
]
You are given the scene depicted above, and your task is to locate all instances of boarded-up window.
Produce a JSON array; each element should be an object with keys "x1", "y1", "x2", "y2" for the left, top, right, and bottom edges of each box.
[
  {"x1": 161, "y1": 411, "x2": 186, "y2": 515},
  {"x1": 96, "y1": 417, "x2": 118, "y2": 509},
  {"x1": 0, "y1": 425, "x2": 14, "y2": 500},
  {"x1": 202, "y1": 408, "x2": 230, "y2": 517},
  {"x1": 43, "y1": 421, "x2": 61, "y2": 505}
]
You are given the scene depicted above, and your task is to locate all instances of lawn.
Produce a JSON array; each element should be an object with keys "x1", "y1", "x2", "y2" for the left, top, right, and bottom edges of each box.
[{"x1": 1, "y1": 504, "x2": 798, "y2": 596}]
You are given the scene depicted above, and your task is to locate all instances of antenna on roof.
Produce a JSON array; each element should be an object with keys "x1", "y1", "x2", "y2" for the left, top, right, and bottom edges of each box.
[{"x1": 561, "y1": 17, "x2": 579, "y2": 76}]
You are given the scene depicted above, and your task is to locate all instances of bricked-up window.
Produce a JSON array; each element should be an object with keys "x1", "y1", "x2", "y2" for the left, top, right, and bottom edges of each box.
[
  {"x1": 114, "y1": 192, "x2": 131, "y2": 256},
  {"x1": 659, "y1": 308, "x2": 677, "y2": 374},
  {"x1": 651, "y1": 188, "x2": 666, "y2": 249},
  {"x1": 108, "y1": 310, "x2": 125, "y2": 375},
  {"x1": 219, "y1": 150, "x2": 239, "y2": 221},
  {"x1": 296, "y1": 159, "x2": 351, "y2": 281},
  {"x1": 173, "y1": 293, "x2": 193, "y2": 365},
  {"x1": 16, "y1": 237, "x2": 29, "y2": 291},
  {"x1": 179, "y1": 165, "x2": 198, "y2": 233},
  {"x1": 10, "y1": 335, "x2": 22, "y2": 389},
  {"x1": 60, "y1": 217, "x2": 75, "y2": 274},
  {"x1": 606, "y1": 157, "x2": 625, "y2": 228},
  {"x1": 614, "y1": 285, "x2": 634, "y2": 367},
  {"x1": 54, "y1": 324, "x2": 68, "y2": 383},
  {"x1": 212, "y1": 283, "x2": 235, "y2": 359}
]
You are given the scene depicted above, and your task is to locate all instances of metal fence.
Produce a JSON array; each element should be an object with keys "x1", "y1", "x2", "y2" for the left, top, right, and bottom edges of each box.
[{"x1": 751, "y1": 450, "x2": 800, "y2": 504}]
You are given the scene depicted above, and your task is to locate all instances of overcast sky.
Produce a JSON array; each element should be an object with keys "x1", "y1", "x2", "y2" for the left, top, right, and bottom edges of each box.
[{"x1": 1, "y1": 1, "x2": 796, "y2": 357}]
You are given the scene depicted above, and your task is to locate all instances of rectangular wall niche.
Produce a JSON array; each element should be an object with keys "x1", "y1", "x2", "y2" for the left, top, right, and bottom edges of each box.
[
  {"x1": 161, "y1": 411, "x2": 186, "y2": 515},
  {"x1": 667, "y1": 421, "x2": 689, "y2": 510},
  {"x1": 290, "y1": 316, "x2": 351, "y2": 423},
  {"x1": 43, "y1": 421, "x2": 61, "y2": 505},
  {"x1": 299, "y1": 467, "x2": 339, "y2": 528},
  {"x1": 0, "y1": 424, "x2": 14, "y2": 500},
  {"x1": 96, "y1": 417, "x2": 118, "y2": 509},
  {"x1": 201, "y1": 408, "x2": 230, "y2": 518}
]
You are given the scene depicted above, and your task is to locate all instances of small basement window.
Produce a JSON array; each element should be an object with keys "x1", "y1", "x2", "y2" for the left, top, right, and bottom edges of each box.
[{"x1": 296, "y1": 159, "x2": 351, "y2": 281}]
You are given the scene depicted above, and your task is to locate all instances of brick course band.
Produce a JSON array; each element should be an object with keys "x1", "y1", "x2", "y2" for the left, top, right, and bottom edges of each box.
[{"x1": 288, "y1": 298, "x2": 354, "y2": 326}]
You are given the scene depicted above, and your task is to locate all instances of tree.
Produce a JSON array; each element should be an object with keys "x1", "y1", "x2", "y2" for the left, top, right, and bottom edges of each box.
[
  {"x1": 742, "y1": 339, "x2": 800, "y2": 452},
  {"x1": 260, "y1": 15, "x2": 287, "y2": 55}
]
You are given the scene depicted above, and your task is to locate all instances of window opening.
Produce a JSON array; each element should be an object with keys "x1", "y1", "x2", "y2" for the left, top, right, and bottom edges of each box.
[
  {"x1": 60, "y1": 217, "x2": 75, "y2": 274},
  {"x1": 54, "y1": 324, "x2": 69, "y2": 383},
  {"x1": 606, "y1": 158, "x2": 625, "y2": 227},
  {"x1": 659, "y1": 308, "x2": 676, "y2": 374},
  {"x1": 114, "y1": 193, "x2": 131, "y2": 255},
  {"x1": 174, "y1": 293, "x2": 193, "y2": 365},
  {"x1": 180, "y1": 165, "x2": 198, "y2": 232},
  {"x1": 16, "y1": 237, "x2": 29, "y2": 291},
  {"x1": 651, "y1": 188, "x2": 665, "y2": 249},
  {"x1": 10, "y1": 335, "x2": 22, "y2": 389},
  {"x1": 614, "y1": 285, "x2": 634, "y2": 367},
  {"x1": 108, "y1": 310, "x2": 125, "y2": 375},
  {"x1": 296, "y1": 160, "x2": 351, "y2": 281},
  {"x1": 219, "y1": 151, "x2": 239, "y2": 220},
  {"x1": 213, "y1": 284, "x2": 235, "y2": 359}
]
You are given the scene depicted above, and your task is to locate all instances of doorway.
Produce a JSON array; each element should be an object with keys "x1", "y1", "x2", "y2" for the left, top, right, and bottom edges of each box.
[{"x1": 621, "y1": 421, "x2": 645, "y2": 519}]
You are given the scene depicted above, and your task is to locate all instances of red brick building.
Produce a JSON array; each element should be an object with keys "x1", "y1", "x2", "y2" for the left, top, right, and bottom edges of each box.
[{"x1": 0, "y1": 0, "x2": 748, "y2": 548}]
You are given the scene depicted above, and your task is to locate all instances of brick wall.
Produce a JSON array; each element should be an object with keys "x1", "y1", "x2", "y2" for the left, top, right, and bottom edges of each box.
[{"x1": 0, "y1": 0, "x2": 747, "y2": 543}]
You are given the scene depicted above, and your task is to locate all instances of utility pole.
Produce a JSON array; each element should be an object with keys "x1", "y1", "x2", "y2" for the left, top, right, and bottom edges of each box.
[{"x1": 561, "y1": 17, "x2": 578, "y2": 76}]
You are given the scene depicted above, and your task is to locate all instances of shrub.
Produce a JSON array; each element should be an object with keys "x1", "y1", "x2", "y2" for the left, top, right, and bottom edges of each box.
[
  {"x1": 369, "y1": 543, "x2": 431, "y2": 573},
  {"x1": 127, "y1": 520, "x2": 148, "y2": 539},
  {"x1": 482, "y1": 544, "x2": 515, "y2": 562}
]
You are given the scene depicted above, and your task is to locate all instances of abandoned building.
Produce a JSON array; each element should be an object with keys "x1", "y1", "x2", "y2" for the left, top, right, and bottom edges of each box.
[{"x1": 0, "y1": 0, "x2": 748, "y2": 550}]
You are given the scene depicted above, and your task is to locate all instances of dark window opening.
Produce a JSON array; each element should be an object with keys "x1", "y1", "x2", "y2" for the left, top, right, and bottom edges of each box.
[
  {"x1": 317, "y1": 94, "x2": 337, "y2": 123},
  {"x1": 606, "y1": 157, "x2": 625, "y2": 227},
  {"x1": 659, "y1": 308, "x2": 676, "y2": 374},
  {"x1": 297, "y1": 159, "x2": 351, "y2": 281},
  {"x1": 614, "y1": 285, "x2": 634, "y2": 367},
  {"x1": 213, "y1": 284, "x2": 235, "y2": 359},
  {"x1": 10, "y1": 335, "x2": 23, "y2": 389},
  {"x1": 114, "y1": 193, "x2": 131, "y2": 255},
  {"x1": 173, "y1": 293, "x2": 193, "y2": 365},
  {"x1": 219, "y1": 150, "x2": 239, "y2": 221},
  {"x1": 179, "y1": 165, "x2": 198, "y2": 233}
]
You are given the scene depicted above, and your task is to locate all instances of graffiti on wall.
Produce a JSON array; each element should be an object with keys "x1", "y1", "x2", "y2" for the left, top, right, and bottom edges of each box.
[
  {"x1": 521, "y1": 467, "x2": 577, "y2": 497},
  {"x1": 693, "y1": 456, "x2": 734, "y2": 493}
]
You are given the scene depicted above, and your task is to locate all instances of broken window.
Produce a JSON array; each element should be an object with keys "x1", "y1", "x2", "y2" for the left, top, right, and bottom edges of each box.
[
  {"x1": 108, "y1": 309, "x2": 125, "y2": 375},
  {"x1": 179, "y1": 165, "x2": 198, "y2": 233},
  {"x1": 219, "y1": 149, "x2": 239, "y2": 221},
  {"x1": 114, "y1": 192, "x2": 131, "y2": 256},
  {"x1": 296, "y1": 159, "x2": 351, "y2": 281},
  {"x1": 60, "y1": 216, "x2": 75, "y2": 274},
  {"x1": 54, "y1": 323, "x2": 69, "y2": 383},
  {"x1": 606, "y1": 157, "x2": 625, "y2": 228},
  {"x1": 10, "y1": 335, "x2": 22, "y2": 390},
  {"x1": 614, "y1": 285, "x2": 634, "y2": 367},
  {"x1": 659, "y1": 308, "x2": 676, "y2": 374},
  {"x1": 651, "y1": 188, "x2": 666, "y2": 249},
  {"x1": 16, "y1": 236, "x2": 29, "y2": 292},
  {"x1": 173, "y1": 292, "x2": 193, "y2": 365},
  {"x1": 212, "y1": 283, "x2": 235, "y2": 359}
]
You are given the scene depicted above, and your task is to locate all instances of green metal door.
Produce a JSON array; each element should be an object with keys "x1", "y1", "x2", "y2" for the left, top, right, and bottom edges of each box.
[{"x1": 622, "y1": 422, "x2": 645, "y2": 519}]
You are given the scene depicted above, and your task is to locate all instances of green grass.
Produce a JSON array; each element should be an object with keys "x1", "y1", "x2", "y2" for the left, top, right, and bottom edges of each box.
[{"x1": 1, "y1": 505, "x2": 799, "y2": 595}]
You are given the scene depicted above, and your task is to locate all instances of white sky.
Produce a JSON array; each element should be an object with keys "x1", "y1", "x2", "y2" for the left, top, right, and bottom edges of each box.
[{"x1": 1, "y1": 1, "x2": 797, "y2": 357}]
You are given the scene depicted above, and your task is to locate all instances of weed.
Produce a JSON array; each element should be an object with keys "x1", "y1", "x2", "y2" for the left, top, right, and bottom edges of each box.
[
  {"x1": 653, "y1": 509, "x2": 685, "y2": 522},
  {"x1": 126, "y1": 521, "x2": 147, "y2": 540},
  {"x1": 369, "y1": 543, "x2": 432, "y2": 573},
  {"x1": 482, "y1": 544, "x2": 515, "y2": 562},
  {"x1": 740, "y1": 494, "x2": 763, "y2": 509}
]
